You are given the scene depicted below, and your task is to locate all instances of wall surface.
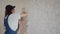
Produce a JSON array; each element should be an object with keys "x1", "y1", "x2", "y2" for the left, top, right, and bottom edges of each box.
[{"x1": 0, "y1": 0, "x2": 60, "y2": 34}]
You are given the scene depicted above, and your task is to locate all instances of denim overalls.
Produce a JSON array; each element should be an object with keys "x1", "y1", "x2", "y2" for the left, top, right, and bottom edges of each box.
[{"x1": 4, "y1": 15, "x2": 17, "y2": 34}]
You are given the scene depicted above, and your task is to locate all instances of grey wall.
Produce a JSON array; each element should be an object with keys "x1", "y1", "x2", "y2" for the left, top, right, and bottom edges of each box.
[{"x1": 0, "y1": 0, "x2": 60, "y2": 34}]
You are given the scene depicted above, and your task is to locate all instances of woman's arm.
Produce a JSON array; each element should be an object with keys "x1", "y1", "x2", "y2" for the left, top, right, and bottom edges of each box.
[
  {"x1": 20, "y1": 12, "x2": 28, "y2": 18},
  {"x1": 18, "y1": 14, "x2": 27, "y2": 31},
  {"x1": 17, "y1": 19, "x2": 22, "y2": 31},
  {"x1": 18, "y1": 8, "x2": 28, "y2": 33}
]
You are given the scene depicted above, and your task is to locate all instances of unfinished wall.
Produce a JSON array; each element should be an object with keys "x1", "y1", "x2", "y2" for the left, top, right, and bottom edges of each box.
[{"x1": 0, "y1": 0, "x2": 60, "y2": 34}]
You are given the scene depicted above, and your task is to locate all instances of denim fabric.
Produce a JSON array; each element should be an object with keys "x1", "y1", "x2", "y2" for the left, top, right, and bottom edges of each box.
[{"x1": 4, "y1": 15, "x2": 17, "y2": 34}]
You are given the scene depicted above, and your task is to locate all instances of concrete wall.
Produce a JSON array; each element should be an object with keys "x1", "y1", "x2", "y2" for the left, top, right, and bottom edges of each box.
[{"x1": 0, "y1": 0, "x2": 60, "y2": 34}]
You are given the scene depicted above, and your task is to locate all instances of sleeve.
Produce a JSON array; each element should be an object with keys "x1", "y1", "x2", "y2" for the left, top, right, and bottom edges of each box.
[{"x1": 8, "y1": 13, "x2": 21, "y2": 31}]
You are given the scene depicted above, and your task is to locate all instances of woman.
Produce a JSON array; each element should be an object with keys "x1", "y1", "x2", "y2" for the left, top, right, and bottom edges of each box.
[{"x1": 4, "y1": 5, "x2": 27, "y2": 34}]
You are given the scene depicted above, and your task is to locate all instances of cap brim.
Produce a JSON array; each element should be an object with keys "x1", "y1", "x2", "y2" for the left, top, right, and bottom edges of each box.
[{"x1": 12, "y1": 6, "x2": 15, "y2": 9}]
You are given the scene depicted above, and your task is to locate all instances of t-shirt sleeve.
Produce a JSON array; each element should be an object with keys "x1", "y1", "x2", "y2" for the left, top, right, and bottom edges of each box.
[
  {"x1": 17, "y1": 13, "x2": 21, "y2": 19},
  {"x1": 8, "y1": 13, "x2": 21, "y2": 31}
]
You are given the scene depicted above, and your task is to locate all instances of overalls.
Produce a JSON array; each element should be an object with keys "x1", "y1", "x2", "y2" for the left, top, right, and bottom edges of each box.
[{"x1": 4, "y1": 15, "x2": 17, "y2": 34}]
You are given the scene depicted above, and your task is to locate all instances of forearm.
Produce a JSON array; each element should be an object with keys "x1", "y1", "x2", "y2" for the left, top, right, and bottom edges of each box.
[{"x1": 17, "y1": 19, "x2": 22, "y2": 31}]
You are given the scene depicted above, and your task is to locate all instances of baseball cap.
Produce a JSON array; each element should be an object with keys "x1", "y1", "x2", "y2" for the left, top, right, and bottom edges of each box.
[{"x1": 5, "y1": 5, "x2": 15, "y2": 11}]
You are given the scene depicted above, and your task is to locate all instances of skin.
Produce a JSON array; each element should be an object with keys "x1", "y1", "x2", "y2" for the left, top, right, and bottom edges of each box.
[{"x1": 11, "y1": 9, "x2": 15, "y2": 14}]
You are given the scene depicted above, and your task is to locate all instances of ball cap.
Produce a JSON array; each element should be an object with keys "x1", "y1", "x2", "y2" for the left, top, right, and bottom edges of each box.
[{"x1": 5, "y1": 5, "x2": 15, "y2": 10}]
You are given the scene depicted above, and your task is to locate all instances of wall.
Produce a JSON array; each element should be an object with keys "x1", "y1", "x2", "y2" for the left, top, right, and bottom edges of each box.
[{"x1": 0, "y1": 0, "x2": 60, "y2": 34}]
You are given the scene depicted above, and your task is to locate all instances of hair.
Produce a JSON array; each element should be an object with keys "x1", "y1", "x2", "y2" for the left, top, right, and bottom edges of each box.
[{"x1": 5, "y1": 8, "x2": 12, "y2": 17}]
